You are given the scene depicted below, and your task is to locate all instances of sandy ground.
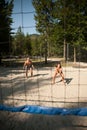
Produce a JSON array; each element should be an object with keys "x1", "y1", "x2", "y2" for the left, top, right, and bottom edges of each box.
[
  {"x1": 0, "y1": 63, "x2": 87, "y2": 130},
  {"x1": 0, "y1": 64, "x2": 87, "y2": 107}
]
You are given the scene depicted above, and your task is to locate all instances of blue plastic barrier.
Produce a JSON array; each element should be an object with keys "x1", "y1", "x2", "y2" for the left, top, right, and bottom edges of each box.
[{"x1": 0, "y1": 105, "x2": 87, "y2": 116}]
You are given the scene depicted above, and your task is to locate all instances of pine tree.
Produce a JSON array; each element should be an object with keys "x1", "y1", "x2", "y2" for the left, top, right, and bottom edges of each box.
[
  {"x1": 32, "y1": 0, "x2": 55, "y2": 63},
  {"x1": 0, "y1": 0, "x2": 13, "y2": 63}
]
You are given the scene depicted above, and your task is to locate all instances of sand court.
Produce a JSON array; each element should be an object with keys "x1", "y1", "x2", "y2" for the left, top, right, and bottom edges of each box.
[
  {"x1": 0, "y1": 63, "x2": 87, "y2": 130},
  {"x1": 0, "y1": 64, "x2": 87, "y2": 108}
]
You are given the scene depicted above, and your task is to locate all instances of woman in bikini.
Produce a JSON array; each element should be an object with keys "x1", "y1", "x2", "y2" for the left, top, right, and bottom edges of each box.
[
  {"x1": 23, "y1": 57, "x2": 33, "y2": 78},
  {"x1": 52, "y1": 62, "x2": 65, "y2": 85}
]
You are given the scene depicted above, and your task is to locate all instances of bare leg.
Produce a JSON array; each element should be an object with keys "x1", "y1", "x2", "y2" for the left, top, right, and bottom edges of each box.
[
  {"x1": 60, "y1": 73, "x2": 65, "y2": 85},
  {"x1": 26, "y1": 69, "x2": 28, "y2": 78},
  {"x1": 52, "y1": 72, "x2": 57, "y2": 84},
  {"x1": 30, "y1": 68, "x2": 33, "y2": 77},
  {"x1": 61, "y1": 73, "x2": 64, "y2": 80}
]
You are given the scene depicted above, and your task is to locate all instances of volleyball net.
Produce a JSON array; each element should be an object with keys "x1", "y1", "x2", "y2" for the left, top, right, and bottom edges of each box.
[
  {"x1": 0, "y1": 0, "x2": 87, "y2": 116},
  {"x1": 0, "y1": 59, "x2": 87, "y2": 115}
]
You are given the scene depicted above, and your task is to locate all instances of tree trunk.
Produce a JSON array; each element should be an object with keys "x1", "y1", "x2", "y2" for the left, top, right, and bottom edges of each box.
[
  {"x1": 44, "y1": 31, "x2": 48, "y2": 64},
  {"x1": 45, "y1": 41, "x2": 47, "y2": 64},
  {"x1": 74, "y1": 47, "x2": 76, "y2": 63},
  {"x1": 63, "y1": 38, "x2": 67, "y2": 62}
]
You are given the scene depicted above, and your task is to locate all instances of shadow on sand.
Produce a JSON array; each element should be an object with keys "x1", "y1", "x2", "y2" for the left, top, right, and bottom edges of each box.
[{"x1": 57, "y1": 78, "x2": 73, "y2": 85}]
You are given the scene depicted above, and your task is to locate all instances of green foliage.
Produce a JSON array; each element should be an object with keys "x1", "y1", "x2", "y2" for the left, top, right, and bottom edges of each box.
[
  {"x1": 32, "y1": 0, "x2": 87, "y2": 62},
  {"x1": 12, "y1": 28, "x2": 41, "y2": 57},
  {"x1": 30, "y1": 34, "x2": 41, "y2": 56},
  {"x1": 24, "y1": 34, "x2": 32, "y2": 55},
  {"x1": 12, "y1": 27, "x2": 25, "y2": 55},
  {"x1": 9, "y1": 0, "x2": 87, "y2": 62},
  {"x1": 0, "y1": 0, "x2": 14, "y2": 55}
]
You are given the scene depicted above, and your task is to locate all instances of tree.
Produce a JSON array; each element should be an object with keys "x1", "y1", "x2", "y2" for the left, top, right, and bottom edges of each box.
[
  {"x1": 12, "y1": 27, "x2": 25, "y2": 56},
  {"x1": 32, "y1": 0, "x2": 55, "y2": 63},
  {"x1": 0, "y1": 0, "x2": 14, "y2": 63},
  {"x1": 32, "y1": 0, "x2": 72, "y2": 62},
  {"x1": 32, "y1": 0, "x2": 87, "y2": 63},
  {"x1": 24, "y1": 34, "x2": 32, "y2": 56},
  {"x1": 63, "y1": 0, "x2": 87, "y2": 62},
  {"x1": 53, "y1": 0, "x2": 87, "y2": 62}
]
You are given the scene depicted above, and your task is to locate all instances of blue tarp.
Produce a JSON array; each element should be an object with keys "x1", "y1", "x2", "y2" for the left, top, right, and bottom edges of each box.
[{"x1": 0, "y1": 104, "x2": 87, "y2": 116}]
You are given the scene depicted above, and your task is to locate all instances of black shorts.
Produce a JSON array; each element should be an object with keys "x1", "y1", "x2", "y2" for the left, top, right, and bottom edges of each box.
[{"x1": 25, "y1": 65, "x2": 33, "y2": 70}]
